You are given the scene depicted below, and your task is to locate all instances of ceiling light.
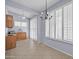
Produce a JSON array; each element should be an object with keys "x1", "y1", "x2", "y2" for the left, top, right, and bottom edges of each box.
[
  {"x1": 22, "y1": 16, "x2": 26, "y2": 19},
  {"x1": 40, "y1": 0, "x2": 52, "y2": 20},
  {"x1": 41, "y1": 12, "x2": 43, "y2": 14},
  {"x1": 47, "y1": 12, "x2": 49, "y2": 14}
]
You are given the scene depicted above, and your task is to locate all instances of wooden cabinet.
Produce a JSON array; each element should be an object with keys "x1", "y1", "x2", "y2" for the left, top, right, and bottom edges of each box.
[
  {"x1": 6, "y1": 15, "x2": 13, "y2": 28},
  {"x1": 16, "y1": 32, "x2": 27, "y2": 40},
  {"x1": 6, "y1": 36, "x2": 16, "y2": 50}
]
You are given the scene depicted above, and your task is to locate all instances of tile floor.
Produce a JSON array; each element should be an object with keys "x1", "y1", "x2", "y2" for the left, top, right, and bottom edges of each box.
[{"x1": 5, "y1": 39, "x2": 73, "y2": 59}]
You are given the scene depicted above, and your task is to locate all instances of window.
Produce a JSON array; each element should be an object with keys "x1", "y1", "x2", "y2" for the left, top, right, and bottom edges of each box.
[
  {"x1": 50, "y1": 11, "x2": 55, "y2": 39},
  {"x1": 30, "y1": 17, "x2": 37, "y2": 40},
  {"x1": 14, "y1": 21, "x2": 21, "y2": 27},
  {"x1": 14, "y1": 21, "x2": 28, "y2": 35},
  {"x1": 45, "y1": 9, "x2": 63, "y2": 40},
  {"x1": 56, "y1": 8, "x2": 62, "y2": 40},
  {"x1": 45, "y1": 19, "x2": 49, "y2": 37},
  {"x1": 45, "y1": 3, "x2": 72, "y2": 42},
  {"x1": 21, "y1": 22, "x2": 27, "y2": 27},
  {"x1": 14, "y1": 21, "x2": 27, "y2": 27},
  {"x1": 64, "y1": 3, "x2": 73, "y2": 42}
]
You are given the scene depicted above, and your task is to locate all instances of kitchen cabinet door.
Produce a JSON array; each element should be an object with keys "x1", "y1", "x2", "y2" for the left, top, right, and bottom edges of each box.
[
  {"x1": 6, "y1": 36, "x2": 16, "y2": 50},
  {"x1": 6, "y1": 15, "x2": 13, "y2": 28},
  {"x1": 16, "y1": 32, "x2": 27, "y2": 40}
]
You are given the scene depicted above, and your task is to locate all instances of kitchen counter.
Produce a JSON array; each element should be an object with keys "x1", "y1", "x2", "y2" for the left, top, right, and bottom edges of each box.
[{"x1": 16, "y1": 32, "x2": 27, "y2": 41}]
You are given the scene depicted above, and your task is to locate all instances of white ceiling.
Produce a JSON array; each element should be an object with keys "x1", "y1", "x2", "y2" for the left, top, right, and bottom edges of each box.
[
  {"x1": 6, "y1": 5, "x2": 38, "y2": 19},
  {"x1": 10, "y1": 0, "x2": 60, "y2": 12},
  {"x1": 6, "y1": 0, "x2": 72, "y2": 19}
]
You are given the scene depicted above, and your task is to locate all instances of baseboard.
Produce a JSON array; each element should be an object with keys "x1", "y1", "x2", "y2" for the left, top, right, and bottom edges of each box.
[{"x1": 43, "y1": 42, "x2": 73, "y2": 57}]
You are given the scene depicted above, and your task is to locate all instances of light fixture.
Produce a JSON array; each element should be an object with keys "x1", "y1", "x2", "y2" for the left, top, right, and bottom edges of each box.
[
  {"x1": 40, "y1": 0, "x2": 52, "y2": 20},
  {"x1": 45, "y1": 0, "x2": 48, "y2": 19},
  {"x1": 41, "y1": 12, "x2": 44, "y2": 14},
  {"x1": 22, "y1": 16, "x2": 26, "y2": 19}
]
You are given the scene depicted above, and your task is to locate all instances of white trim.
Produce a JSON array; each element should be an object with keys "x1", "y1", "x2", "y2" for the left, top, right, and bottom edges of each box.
[
  {"x1": 43, "y1": 41, "x2": 73, "y2": 57},
  {"x1": 38, "y1": 40, "x2": 73, "y2": 56},
  {"x1": 50, "y1": 1, "x2": 72, "y2": 13},
  {"x1": 47, "y1": 37, "x2": 73, "y2": 45}
]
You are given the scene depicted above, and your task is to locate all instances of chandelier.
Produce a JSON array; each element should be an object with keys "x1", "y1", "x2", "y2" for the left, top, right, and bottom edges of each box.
[{"x1": 40, "y1": 0, "x2": 52, "y2": 20}]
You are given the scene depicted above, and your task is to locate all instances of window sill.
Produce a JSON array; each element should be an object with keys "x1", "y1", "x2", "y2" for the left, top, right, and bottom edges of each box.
[{"x1": 47, "y1": 38, "x2": 73, "y2": 45}]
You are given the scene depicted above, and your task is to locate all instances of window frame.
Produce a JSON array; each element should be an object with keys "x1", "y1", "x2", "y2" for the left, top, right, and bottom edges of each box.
[{"x1": 45, "y1": 2, "x2": 73, "y2": 44}]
